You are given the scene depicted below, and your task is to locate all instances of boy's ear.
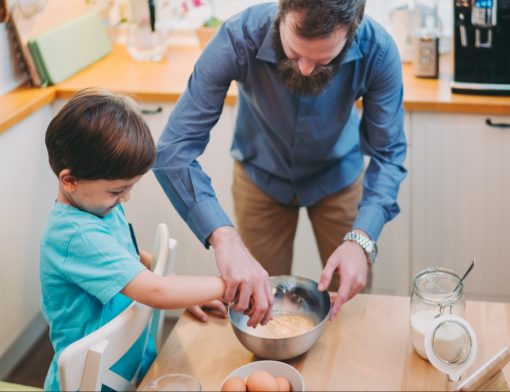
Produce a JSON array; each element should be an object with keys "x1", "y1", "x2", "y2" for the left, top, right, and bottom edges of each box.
[{"x1": 59, "y1": 169, "x2": 77, "y2": 192}]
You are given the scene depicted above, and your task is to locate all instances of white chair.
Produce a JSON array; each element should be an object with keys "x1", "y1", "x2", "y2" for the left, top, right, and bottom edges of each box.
[
  {"x1": 149, "y1": 223, "x2": 177, "y2": 350},
  {"x1": 58, "y1": 223, "x2": 177, "y2": 391}
]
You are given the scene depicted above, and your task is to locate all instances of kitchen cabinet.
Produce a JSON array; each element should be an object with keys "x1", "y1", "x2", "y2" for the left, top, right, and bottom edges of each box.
[
  {"x1": 0, "y1": 106, "x2": 54, "y2": 365},
  {"x1": 410, "y1": 112, "x2": 510, "y2": 302}
]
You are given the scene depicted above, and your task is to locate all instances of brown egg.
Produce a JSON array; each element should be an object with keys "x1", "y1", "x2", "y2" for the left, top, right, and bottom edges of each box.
[
  {"x1": 222, "y1": 376, "x2": 247, "y2": 392},
  {"x1": 275, "y1": 376, "x2": 291, "y2": 392},
  {"x1": 246, "y1": 370, "x2": 278, "y2": 392}
]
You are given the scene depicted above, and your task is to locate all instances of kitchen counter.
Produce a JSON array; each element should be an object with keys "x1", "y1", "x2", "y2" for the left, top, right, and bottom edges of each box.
[
  {"x1": 137, "y1": 293, "x2": 510, "y2": 391},
  {"x1": 1, "y1": 43, "x2": 510, "y2": 133},
  {"x1": 0, "y1": 86, "x2": 56, "y2": 133}
]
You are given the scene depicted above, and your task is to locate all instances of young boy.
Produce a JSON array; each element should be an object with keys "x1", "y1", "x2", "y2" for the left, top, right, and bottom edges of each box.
[{"x1": 40, "y1": 88, "x2": 226, "y2": 391}]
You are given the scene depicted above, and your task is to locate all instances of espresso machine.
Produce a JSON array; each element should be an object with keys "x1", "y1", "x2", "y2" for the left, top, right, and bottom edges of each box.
[{"x1": 451, "y1": 0, "x2": 510, "y2": 95}]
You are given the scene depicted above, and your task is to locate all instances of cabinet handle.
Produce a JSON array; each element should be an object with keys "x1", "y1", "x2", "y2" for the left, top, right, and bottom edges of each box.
[
  {"x1": 486, "y1": 118, "x2": 510, "y2": 128},
  {"x1": 141, "y1": 106, "x2": 163, "y2": 115}
]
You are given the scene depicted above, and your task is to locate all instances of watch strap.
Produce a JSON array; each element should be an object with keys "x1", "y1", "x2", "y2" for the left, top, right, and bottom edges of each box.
[{"x1": 343, "y1": 231, "x2": 377, "y2": 263}]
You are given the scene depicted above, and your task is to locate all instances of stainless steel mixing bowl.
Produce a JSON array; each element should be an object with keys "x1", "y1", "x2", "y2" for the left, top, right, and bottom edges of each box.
[{"x1": 229, "y1": 275, "x2": 331, "y2": 360}]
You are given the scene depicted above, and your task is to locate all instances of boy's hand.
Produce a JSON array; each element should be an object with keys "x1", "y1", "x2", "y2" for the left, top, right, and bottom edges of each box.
[{"x1": 186, "y1": 300, "x2": 228, "y2": 322}]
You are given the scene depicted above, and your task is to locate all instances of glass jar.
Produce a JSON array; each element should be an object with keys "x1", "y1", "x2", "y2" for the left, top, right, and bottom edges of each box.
[
  {"x1": 126, "y1": 0, "x2": 168, "y2": 62},
  {"x1": 410, "y1": 267, "x2": 466, "y2": 360}
]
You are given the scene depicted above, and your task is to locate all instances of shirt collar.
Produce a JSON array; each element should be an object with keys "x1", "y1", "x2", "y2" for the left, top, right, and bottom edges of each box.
[{"x1": 256, "y1": 26, "x2": 363, "y2": 65}]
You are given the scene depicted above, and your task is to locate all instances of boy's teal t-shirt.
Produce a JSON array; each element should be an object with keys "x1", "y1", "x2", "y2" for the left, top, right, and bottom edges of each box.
[{"x1": 40, "y1": 202, "x2": 156, "y2": 391}]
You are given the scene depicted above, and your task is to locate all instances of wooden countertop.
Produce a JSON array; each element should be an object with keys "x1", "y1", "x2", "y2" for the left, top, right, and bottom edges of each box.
[
  {"x1": 137, "y1": 294, "x2": 510, "y2": 391},
  {"x1": 1, "y1": 44, "x2": 510, "y2": 134},
  {"x1": 0, "y1": 86, "x2": 56, "y2": 133}
]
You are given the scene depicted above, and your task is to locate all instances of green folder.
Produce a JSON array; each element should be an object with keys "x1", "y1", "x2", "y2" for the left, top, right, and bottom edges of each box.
[{"x1": 27, "y1": 11, "x2": 112, "y2": 86}]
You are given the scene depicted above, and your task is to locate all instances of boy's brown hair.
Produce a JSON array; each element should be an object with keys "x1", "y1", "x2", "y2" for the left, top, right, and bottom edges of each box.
[{"x1": 46, "y1": 88, "x2": 156, "y2": 180}]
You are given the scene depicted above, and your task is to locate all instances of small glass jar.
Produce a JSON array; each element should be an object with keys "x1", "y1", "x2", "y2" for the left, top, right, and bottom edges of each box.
[
  {"x1": 126, "y1": 0, "x2": 168, "y2": 62},
  {"x1": 410, "y1": 267, "x2": 466, "y2": 360}
]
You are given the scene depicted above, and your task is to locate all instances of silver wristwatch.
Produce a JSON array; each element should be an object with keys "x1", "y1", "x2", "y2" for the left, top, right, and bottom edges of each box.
[{"x1": 343, "y1": 231, "x2": 378, "y2": 264}]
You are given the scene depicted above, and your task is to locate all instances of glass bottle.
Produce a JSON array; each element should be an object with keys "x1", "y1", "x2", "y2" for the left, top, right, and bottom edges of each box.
[
  {"x1": 411, "y1": 0, "x2": 441, "y2": 78},
  {"x1": 410, "y1": 267, "x2": 466, "y2": 360}
]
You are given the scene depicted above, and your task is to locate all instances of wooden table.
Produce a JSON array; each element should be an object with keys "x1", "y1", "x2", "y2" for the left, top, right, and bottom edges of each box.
[{"x1": 138, "y1": 294, "x2": 510, "y2": 391}]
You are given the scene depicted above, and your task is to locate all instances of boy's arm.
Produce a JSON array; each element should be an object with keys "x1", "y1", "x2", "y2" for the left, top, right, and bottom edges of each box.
[
  {"x1": 139, "y1": 249, "x2": 152, "y2": 269},
  {"x1": 121, "y1": 271, "x2": 225, "y2": 309}
]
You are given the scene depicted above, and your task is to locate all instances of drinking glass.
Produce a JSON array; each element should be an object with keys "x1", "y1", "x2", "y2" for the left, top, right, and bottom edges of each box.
[
  {"x1": 142, "y1": 373, "x2": 201, "y2": 391},
  {"x1": 126, "y1": 0, "x2": 168, "y2": 62}
]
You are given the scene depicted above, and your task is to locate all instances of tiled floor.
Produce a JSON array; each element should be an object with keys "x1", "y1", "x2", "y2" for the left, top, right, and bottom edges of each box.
[{"x1": 5, "y1": 317, "x2": 178, "y2": 388}]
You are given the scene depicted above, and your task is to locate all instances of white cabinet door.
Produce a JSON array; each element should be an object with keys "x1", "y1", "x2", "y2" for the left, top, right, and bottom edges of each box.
[
  {"x1": 370, "y1": 112, "x2": 411, "y2": 296},
  {"x1": 410, "y1": 112, "x2": 510, "y2": 302},
  {"x1": 0, "y1": 106, "x2": 54, "y2": 357}
]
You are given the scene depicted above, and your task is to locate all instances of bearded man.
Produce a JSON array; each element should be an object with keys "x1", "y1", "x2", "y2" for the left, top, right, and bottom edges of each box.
[{"x1": 154, "y1": 0, "x2": 407, "y2": 327}]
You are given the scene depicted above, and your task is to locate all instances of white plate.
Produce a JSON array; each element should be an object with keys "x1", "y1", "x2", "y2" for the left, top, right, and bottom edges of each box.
[{"x1": 221, "y1": 360, "x2": 305, "y2": 391}]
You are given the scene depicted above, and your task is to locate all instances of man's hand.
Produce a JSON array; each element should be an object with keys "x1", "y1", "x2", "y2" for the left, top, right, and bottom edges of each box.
[
  {"x1": 186, "y1": 299, "x2": 228, "y2": 322},
  {"x1": 209, "y1": 226, "x2": 273, "y2": 327},
  {"x1": 318, "y1": 232, "x2": 369, "y2": 320}
]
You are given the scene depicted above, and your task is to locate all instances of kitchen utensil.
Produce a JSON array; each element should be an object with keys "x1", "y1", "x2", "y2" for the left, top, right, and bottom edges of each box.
[
  {"x1": 433, "y1": 259, "x2": 476, "y2": 318},
  {"x1": 148, "y1": 0, "x2": 156, "y2": 32},
  {"x1": 229, "y1": 275, "x2": 331, "y2": 360},
  {"x1": 453, "y1": 259, "x2": 476, "y2": 293},
  {"x1": 456, "y1": 346, "x2": 510, "y2": 391},
  {"x1": 264, "y1": 311, "x2": 314, "y2": 339}
]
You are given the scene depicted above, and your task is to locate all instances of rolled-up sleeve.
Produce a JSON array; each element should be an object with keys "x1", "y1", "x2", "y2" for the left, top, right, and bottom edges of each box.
[
  {"x1": 153, "y1": 21, "x2": 247, "y2": 247},
  {"x1": 353, "y1": 36, "x2": 408, "y2": 241}
]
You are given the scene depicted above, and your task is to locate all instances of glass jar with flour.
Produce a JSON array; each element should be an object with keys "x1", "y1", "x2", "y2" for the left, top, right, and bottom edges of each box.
[{"x1": 410, "y1": 267, "x2": 466, "y2": 360}]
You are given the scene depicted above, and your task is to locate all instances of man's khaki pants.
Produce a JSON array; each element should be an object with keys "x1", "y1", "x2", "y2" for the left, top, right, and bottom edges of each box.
[{"x1": 232, "y1": 161, "x2": 367, "y2": 291}]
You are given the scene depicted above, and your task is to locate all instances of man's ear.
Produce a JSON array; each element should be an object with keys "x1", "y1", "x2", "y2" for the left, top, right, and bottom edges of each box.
[{"x1": 59, "y1": 169, "x2": 77, "y2": 192}]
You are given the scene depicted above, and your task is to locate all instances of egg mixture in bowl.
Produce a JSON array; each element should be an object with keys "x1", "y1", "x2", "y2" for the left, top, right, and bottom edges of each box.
[{"x1": 229, "y1": 275, "x2": 331, "y2": 360}]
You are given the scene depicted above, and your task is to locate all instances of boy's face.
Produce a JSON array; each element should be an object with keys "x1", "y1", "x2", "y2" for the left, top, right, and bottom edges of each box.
[{"x1": 59, "y1": 172, "x2": 142, "y2": 217}]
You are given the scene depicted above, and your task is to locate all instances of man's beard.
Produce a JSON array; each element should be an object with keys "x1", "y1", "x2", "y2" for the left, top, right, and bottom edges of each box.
[{"x1": 271, "y1": 19, "x2": 352, "y2": 96}]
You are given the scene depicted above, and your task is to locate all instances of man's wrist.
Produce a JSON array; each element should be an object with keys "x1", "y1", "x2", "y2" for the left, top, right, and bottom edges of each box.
[
  {"x1": 208, "y1": 225, "x2": 237, "y2": 248},
  {"x1": 343, "y1": 230, "x2": 378, "y2": 264}
]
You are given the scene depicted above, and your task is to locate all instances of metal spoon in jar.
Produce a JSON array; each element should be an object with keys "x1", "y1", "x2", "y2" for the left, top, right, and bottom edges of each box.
[
  {"x1": 453, "y1": 258, "x2": 476, "y2": 293},
  {"x1": 435, "y1": 259, "x2": 476, "y2": 318}
]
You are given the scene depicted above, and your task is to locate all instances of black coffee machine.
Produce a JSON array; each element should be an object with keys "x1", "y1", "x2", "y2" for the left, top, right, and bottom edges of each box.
[{"x1": 451, "y1": 0, "x2": 510, "y2": 95}]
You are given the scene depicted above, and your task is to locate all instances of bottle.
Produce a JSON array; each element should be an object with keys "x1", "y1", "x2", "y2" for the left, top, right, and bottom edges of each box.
[
  {"x1": 411, "y1": 0, "x2": 440, "y2": 78},
  {"x1": 410, "y1": 266, "x2": 466, "y2": 360}
]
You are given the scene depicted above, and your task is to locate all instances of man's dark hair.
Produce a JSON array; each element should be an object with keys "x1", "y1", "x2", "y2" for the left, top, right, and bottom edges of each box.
[
  {"x1": 46, "y1": 88, "x2": 156, "y2": 180},
  {"x1": 278, "y1": 0, "x2": 366, "y2": 38}
]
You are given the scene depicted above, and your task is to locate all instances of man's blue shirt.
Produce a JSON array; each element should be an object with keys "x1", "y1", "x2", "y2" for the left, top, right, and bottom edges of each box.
[{"x1": 154, "y1": 2, "x2": 407, "y2": 245}]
